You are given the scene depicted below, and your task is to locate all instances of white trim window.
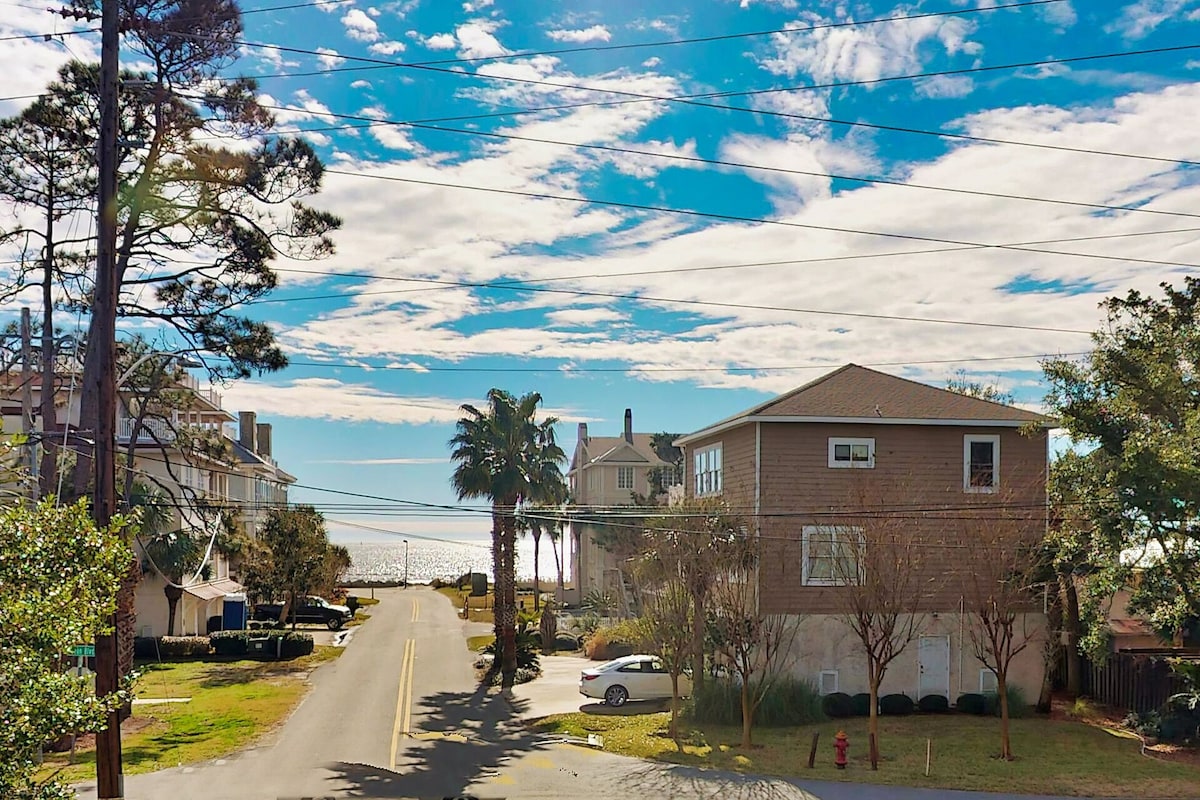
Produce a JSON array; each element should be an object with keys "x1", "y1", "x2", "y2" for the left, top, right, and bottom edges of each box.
[
  {"x1": 964, "y1": 434, "x2": 1001, "y2": 493},
  {"x1": 980, "y1": 668, "x2": 999, "y2": 693},
  {"x1": 828, "y1": 437, "x2": 875, "y2": 468},
  {"x1": 801, "y1": 525, "x2": 864, "y2": 586},
  {"x1": 617, "y1": 466, "x2": 634, "y2": 490},
  {"x1": 694, "y1": 444, "x2": 722, "y2": 496},
  {"x1": 819, "y1": 669, "x2": 839, "y2": 695}
]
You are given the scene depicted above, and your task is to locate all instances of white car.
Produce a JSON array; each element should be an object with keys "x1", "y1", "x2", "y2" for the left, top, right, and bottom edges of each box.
[{"x1": 579, "y1": 654, "x2": 692, "y2": 708}]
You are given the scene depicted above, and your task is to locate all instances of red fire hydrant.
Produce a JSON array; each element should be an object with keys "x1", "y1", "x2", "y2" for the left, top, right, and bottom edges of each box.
[{"x1": 834, "y1": 731, "x2": 850, "y2": 769}]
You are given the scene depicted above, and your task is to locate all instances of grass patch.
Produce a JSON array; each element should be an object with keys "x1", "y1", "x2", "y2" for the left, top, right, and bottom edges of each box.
[
  {"x1": 436, "y1": 586, "x2": 493, "y2": 623},
  {"x1": 346, "y1": 611, "x2": 371, "y2": 628},
  {"x1": 467, "y1": 634, "x2": 495, "y2": 652},
  {"x1": 535, "y1": 711, "x2": 1200, "y2": 798},
  {"x1": 351, "y1": 596, "x2": 380, "y2": 607},
  {"x1": 39, "y1": 646, "x2": 343, "y2": 786}
]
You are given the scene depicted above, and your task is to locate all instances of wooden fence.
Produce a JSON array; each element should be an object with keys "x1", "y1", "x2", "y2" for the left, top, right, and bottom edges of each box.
[{"x1": 1054, "y1": 649, "x2": 1188, "y2": 713}]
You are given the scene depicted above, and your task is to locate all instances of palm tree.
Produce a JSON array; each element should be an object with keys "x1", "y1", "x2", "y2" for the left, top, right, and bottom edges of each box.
[
  {"x1": 129, "y1": 484, "x2": 205, "y2": 636},
  {"x1": 449, "y1": 389, "x2": 566, "y2": 688}
]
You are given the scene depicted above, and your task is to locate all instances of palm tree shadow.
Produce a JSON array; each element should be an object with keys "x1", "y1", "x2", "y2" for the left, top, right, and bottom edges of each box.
[
  {"x1": 623, "y1": 761, "x2": 822, "y2": 800},
  {"x1": 323, "y1": 685, "x2": 550, "y2": 798}
]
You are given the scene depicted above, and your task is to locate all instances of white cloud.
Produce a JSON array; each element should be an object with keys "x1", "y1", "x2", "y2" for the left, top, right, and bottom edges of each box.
[
  {"x1": 1108, "y1": 0, "x2": 1199, "y2": 39},
  {"x1": 546, "y1": 25, "x2": 611, "y2": 43},
  {"x1": 222, "y1": 378, "x2": 595, "y2": 425},
  {"x1": 342, "y1": 8, "x2": 381, "y2": 41},
  {"x1": 367, "y1": 6, "x2": 381, "y2": 17},
  {"x1": 424, "y1": 32, "x2": 458, "y2": 50},
  {"x1": 915, "y1": 75, "x2": 975, "y2": 99},
  {"x1": 360, "y1": 106, "x2": 419, "y2": 150},
  {"x1": 350, "y1": 79, "x2": 373, "y2": 88},
  {"x1": 318, "y1": 0, "x2": 350, "y2": 11},
  {"x1": 316, "y1": 47, "x2": 347, "y2": 69},
  {"x1": 369, "y1": 40, "x2": 406, "y2": 55},
  {"x1": 642, "y1": 56, "x2": 661, "y2": 68},
  {"x1": 1041, "y1": 0, "x2": 1078, "y2": 29},
  {"x1": 455, "y1": 20, "x2": 509, "y2": 59},
  {"x1": 462, "y1": 0, "x2": 493, "y2": 10},
  {"x1": 546, "y1": 307, "x2": 627, "y2": 327}
]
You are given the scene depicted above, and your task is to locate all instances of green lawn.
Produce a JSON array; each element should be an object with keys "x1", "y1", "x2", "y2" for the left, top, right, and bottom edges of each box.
[
  {"x1": 436, "y1": 586, "x2": 494, "y2": 623},
  {"x1": 536, "y1": 711, "x2": 1200, "y2": 798},
  {"x1": 39, "y1": 646, "x2": 343, "y2": 786}
]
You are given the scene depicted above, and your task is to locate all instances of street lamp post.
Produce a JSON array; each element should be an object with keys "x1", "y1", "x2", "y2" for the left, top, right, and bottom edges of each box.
[{"x1": 403, "y1": 539, "x2": 409, "y2": 588}]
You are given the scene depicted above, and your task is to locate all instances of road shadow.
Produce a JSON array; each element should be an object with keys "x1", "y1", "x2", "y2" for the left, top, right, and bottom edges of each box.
[
  {"x1": 623, "y1": 761, "x2": 822, "y2": 800},
  {"x1": 580, "y1": 700, "x2": 671, "y2": 716},
  {"x1": 322, "y1": 682, "x2": 551, "y2": 798}
]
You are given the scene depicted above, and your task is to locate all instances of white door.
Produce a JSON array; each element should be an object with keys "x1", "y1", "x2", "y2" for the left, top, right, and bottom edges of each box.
[{"x1": 918, "y1": 635, "x2": 950, "y2": 699}]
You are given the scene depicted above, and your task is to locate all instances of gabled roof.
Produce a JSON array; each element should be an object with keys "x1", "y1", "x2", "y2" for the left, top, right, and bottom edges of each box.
[
  {"x1": 570, "y1": 432, "x2": 670, "y2": 474},
  {"x1": 676, "y1": 364, "x2": 1053, "y2": 445}
]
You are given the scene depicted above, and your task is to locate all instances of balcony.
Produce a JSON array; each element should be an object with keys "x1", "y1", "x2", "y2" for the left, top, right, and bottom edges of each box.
[{"x1": 117, "y1": 414, "x2": 229, "y2": 444}]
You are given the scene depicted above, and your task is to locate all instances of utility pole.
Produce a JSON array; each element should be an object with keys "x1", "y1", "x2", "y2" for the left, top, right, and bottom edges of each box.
[
  {"x1": 93, "y1": 0, "x2": 123, "y2": 793},
  {"x1": 20, "y1": 306, "x2": 34, "y2": 493}
]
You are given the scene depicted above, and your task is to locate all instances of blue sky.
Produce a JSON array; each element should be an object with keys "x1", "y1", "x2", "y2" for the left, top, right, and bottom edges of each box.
[{"x1": 3, "y1": 0, "x2": 1200, "y2": 543}]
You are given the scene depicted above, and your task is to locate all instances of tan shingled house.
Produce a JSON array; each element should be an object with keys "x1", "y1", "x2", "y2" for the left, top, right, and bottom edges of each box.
[{"x1": 675, "y1": 364, "x2": 1054, "y2": 702}]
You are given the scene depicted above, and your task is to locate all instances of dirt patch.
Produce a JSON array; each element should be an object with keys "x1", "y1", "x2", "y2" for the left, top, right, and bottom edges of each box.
[{"x1": 52, "y1": 714, "x2": 160, "y2": 752}]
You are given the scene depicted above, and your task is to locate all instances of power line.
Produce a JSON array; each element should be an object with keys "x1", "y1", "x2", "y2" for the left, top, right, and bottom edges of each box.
[{"x1": 246, "y1": 101, "x2": 1200, "y2": 222}]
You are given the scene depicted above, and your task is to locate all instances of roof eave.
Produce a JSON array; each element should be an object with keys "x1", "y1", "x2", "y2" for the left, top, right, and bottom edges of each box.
[{"x1": 675, "y1": 414, "x2": 1053, "y2": 446}]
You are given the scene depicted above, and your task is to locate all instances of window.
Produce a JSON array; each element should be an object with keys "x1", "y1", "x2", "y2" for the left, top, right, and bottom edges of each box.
[
  {"x1": 980, "y1": 668, "x2": 998, "y2": 693},
  {"x1": 587, "y1": 469, "x2": 600, "y2": 492},
  {"x1": 964, "y1": 435, "x2": 1000, "y2": 493},
  {"x1": 802, "y1": 525, "x2": 864, "y2": 586},
  {"x1": 819, "y1": 669, "x2": 839, "y2": 695},
  {"x1": 617, "y1": 466, "x2": 634, "y2": 489},
  {"x1": 828, "y1": 437, "x2": 875, "y2": 468},
  {"x1": 694, "y1": 444, "x2": 722, "y2": 496}
]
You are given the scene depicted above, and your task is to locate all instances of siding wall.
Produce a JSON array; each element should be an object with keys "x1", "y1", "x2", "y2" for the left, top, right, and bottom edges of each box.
[{"x1": 682, "y1": 423, "x2": 757, "y2": 515}]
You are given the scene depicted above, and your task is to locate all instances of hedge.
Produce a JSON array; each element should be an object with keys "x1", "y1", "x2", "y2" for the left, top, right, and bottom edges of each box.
[
  {"x1": 209, "y1": 630, "x2": 314, "y2": 658},
  {"x1": 821, "y1": 692, "x2": 854, "y2": 718},
  {"x1": 918, "y1": 694, "x2": 950, "y2": 713},
  {"x1": 583, "y1": 619, "x2": 643, "y2": 661},
  {"x1": 691, "y1": 676, "x2": 825, "y2": 727},
  {"x1": 879, "y1": 693, "x2": 915, "y2": 716},
  {"x1": 851, "y1": 692, "x2": 874, "y2": 717},
  {"x1": 132, "y1": 635, "x2": 211, "y2": 659},
  {"x1": 956, "y1": 693, "x2": 987, "y2": 715}
]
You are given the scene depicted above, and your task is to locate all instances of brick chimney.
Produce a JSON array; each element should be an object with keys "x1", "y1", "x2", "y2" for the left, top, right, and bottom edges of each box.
[
  {"x1": 578, "y1": 422, "x2": 588, "y2": 443},
  {"x1": 256, "y1": 422, "x2": 272, "y2": 458},
  {"x1": 624, "y1": 408, "x2": 633, "y2": 443},
  {"x1": 239, "y1": 411, "x2": 257, "y2": 452}
]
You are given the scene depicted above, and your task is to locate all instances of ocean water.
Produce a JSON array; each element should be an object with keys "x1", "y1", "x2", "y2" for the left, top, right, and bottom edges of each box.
[{"x1": 341, "y1": 537, "x2": 570, "y2": 584}]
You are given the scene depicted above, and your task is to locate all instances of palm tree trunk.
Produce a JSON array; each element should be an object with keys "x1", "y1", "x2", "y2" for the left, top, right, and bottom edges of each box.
[
  {"x1": 165, "y1": 582, "x2": 183, "y2": 637},
  {"x1": 500, "y1": 516, "x2": 518, "y2": 688},
  {"x1": 491, "y1": 510, "x2": 503, "y2": 659},
  {"x1": 549, "y1": 529, "x2": 563, "y2": 603},
  {"x1": 532, "y1": 526, "x2": 541, "y2": 612}
]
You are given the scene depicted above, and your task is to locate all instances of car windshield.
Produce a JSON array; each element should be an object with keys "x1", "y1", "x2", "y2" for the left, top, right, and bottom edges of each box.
[{"x1": 598, "y1": 658, "x2": 639, "y2": 671}]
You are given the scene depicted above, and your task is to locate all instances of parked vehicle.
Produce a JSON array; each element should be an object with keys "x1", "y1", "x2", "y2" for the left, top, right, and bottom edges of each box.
[
  {"x1": 579, "y1": 654, "x2": 691, "y2": 707},
  {"x1": 253, "y1": 595, "x2": 353, "y2": 630}
]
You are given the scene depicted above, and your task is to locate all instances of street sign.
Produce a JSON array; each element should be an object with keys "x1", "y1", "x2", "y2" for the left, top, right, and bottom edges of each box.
[{"x1": 72, "y1": 644, "x2": 95, "y2": 658}]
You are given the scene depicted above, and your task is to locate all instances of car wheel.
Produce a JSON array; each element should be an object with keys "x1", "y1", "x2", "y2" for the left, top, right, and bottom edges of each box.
[
  {"x1": 327, "y1": 618, "x2": 344, "y2": 630},
  {"x1": 604, "y1": 685, "x2": 629, "y2": 707}
]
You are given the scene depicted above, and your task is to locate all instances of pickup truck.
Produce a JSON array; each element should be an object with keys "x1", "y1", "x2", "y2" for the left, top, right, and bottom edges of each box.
[{"x1": 252, "y1": 596, "x2": 354, "y2": 630}]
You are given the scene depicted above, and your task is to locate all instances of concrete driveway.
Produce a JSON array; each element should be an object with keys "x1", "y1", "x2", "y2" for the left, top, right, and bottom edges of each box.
[{"x1": 511, "y1": 653, "x2": 673, "y2": 719}]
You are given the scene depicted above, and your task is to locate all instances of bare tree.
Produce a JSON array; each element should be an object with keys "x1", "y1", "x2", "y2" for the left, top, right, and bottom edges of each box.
[
  {"x1": 636, "y1": 579, "x2": 693, "y2": 748},
  {"x1": 962, "y1": 511, "x2": 1047, "y2": 760},
  {"x1": 709, "y1": 534, "x2": 799, "y2": 749},
  {"x1": 827, "y1": 498, "x2": 937, "y2": 758}
]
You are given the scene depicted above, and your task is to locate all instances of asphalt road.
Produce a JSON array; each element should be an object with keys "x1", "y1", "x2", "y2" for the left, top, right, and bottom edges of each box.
[{"x1": 72, "y1": 588, "x2": 1076, "y2": 800}]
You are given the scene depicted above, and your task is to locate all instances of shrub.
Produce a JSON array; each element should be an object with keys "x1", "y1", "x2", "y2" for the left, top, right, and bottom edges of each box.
[
  {"x1": 158, "y1": 636, "x2": 212, "y2": 658},
  {"x1": 879, "y1": 693, "x2": 914, "y2": 715},
  {"x1": 690, "y1": 676, "x2": 825, "y2": 727},
  {"x1": 133, "y1": 636, "x2": 159, "y2": 659},
  {"x1": 553, "y1": 633, "x2": 580, "y2": 651},
  {"x1": 821, "y1": 691, "x2": 855, "y2": 719},
  {"x1": 583, "y1": 619, "x2": 644, "y2": 661},
  {"x1": 851, "y1": 692, "x2": 874, "y2": 717},
  {"x1": 481, "y1": 630, "x2": 540, "y2": 671},
  {"x1": 918, "y1": 694, "x2": 950, "y2": 713},
  {"x1": 208, "y1": 630, "x2": 314, "y2": 659},
  {"x1": 956, "y1": 693, "x2": 987, "y2": 715},
  {"x1": 984, "y1": 684, "x2": 1030, "y2": 718}
]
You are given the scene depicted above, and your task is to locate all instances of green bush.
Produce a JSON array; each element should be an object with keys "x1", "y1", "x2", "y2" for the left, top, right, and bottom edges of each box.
[
  {"x1": 690, "y1": 676, "x2": 825, "y2": 727},
  {"x1": 956, "y1": 693, "x2": 987, "y2": 715},
  {"x1": 821, "y1": 691, "x2": 855, "y2": 719},
  {"x1": 481, "y1": 629, "x2": 540, "y2": 671},
  {"x1": 583, "y1": 619, "x2": 644, "y2": 661},
  {"x1": 918, "y1": 694, "x2": 950, "y2": 713},
  {"x1": 851, "y1": 692, "x2": 874, "y2": 717},
  {"x1": 208, "y1": 630, "x2": 314, "y2": 659},
  {"x1": 879, "y1": 693, "x2": 914, "y2": 715},
  {"x1": 158, "y1": 636, "x2": 212, "y2": 658},
  {"x1": 553, "y1": 633, "x2": 580, "y2": 651},
  {"x1": 984, "y1": 685, "x2": 1030, "y2": 718}
]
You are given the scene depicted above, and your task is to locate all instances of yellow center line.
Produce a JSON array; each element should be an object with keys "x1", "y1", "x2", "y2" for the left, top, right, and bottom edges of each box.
[
  {"x1": 411, "y1": 598, "x2": 420, "y2": 623},
  {"x1": 402, "y1": 635, "x2": 415, "y2": 736},
  {"x1": 388, "y1": 638, "x2": 415, "y2": 769}
]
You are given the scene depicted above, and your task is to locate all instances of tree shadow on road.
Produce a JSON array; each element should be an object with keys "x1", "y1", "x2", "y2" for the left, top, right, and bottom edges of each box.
[
  {"x1": 622, "y1": 761, "x2": 821, "y2": 800},
  {"x1": 322, "y1": 683, "x2": 551, "y2": 798}
]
